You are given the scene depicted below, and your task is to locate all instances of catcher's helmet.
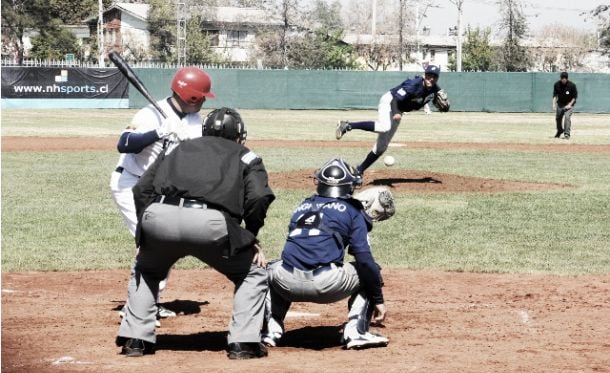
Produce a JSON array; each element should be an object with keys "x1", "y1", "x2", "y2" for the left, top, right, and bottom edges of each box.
[
  {"x1": 171, "y1": 67, "x2": 215, "y2": 104},
  {"x1": 202, "y1": 107, "x2": 247, "y2": 143},
  {"x1": 314, "y1": 158, "x2": 359, "y2": 198},
  {"x1": 424, "y1": 64, "x2": 440, "y2": 77}
]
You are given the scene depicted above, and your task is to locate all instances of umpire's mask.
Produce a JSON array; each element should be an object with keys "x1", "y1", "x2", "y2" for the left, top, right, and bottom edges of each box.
[{"x1": 202, "y1": 107, "x2": 247, "y2": 144}]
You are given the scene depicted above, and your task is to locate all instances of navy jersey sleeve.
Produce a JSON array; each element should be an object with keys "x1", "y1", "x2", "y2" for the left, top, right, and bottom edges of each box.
[
  {"x1": 347, "y1": 207, "x2": 384, "y2": 304},
  {"x1": 117, "y1": 130, "x2": 161, "y2": 153}
]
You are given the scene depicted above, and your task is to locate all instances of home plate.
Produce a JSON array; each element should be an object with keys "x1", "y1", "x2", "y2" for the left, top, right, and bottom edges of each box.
[{"x1": 286, "y1": 311, "x2": 320, "y2": 318}]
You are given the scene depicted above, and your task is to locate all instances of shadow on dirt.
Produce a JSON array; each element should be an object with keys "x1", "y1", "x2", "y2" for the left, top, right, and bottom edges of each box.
[
  {"x1": 280, "y1": 325, "x2": 344, "y2": 350},
  {"x1": 111, "y1": 299, "x2": 209, "y2": 316},
  {"x1": 156, "y1": 331, "x2": 228, "y2": 352},
  {"x1": 370, "y1": 177, "x2": 441, "y2": 187}
]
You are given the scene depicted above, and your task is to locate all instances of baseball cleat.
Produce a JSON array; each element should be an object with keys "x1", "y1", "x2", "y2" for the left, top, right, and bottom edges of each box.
[
  {"x1": 336, "y1": 120, "x2": 350, "y2": 140},
  {"x1": 119, "y1": 338, "x2": 155, "y2": 357},
  {"x1": 157, "y1": 305, "x2": 177, "y2": 318},
  {"x1": 345, "y1": 332, "x2": 389, "y2": 350},
  {"x1": 227, "y1": 342, "x2": 268, "y2": 359},
  {"x1": 261, "y1": 332, "x2": 282, "y2": 347},
  {"x1": 554, "y1": 130, "x2": 563, "y2": 138}
]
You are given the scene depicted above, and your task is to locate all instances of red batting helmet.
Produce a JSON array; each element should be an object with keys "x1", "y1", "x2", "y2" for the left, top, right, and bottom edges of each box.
[{"x1": 171, "y1": 67, "x2": 215, "y2": 104}]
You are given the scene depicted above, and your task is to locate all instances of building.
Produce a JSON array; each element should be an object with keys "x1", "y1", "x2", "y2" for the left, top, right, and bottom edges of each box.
[
  {"x1": 343, "y1": 32, "x2": 456, "y2": 71},
  {"x1": 95, "y1": 2, "x2": 150, "y2": 60},
  {"x1": 90, "y1": 3, "x2": 282, "y2": 64}
]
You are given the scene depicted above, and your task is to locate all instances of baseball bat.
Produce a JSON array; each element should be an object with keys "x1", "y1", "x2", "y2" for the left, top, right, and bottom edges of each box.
[{"x1": 108, "y1": 51, "x2": 168, "y2": 119}]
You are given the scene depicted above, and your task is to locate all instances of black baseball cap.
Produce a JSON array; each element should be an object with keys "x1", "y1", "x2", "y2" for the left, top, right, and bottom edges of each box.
[{"x1": 560, "y1": 72, "x2": 568, "y2": 78}]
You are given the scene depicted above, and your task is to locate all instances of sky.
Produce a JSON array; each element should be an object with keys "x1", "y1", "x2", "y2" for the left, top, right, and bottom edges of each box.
[{"x1": 421, "y1": 0, "x2": 602, "y2": 36}]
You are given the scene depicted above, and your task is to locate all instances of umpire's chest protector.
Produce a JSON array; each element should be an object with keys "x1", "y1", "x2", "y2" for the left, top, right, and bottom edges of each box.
[{"x1": 153, "y1": 137, "x2": 248, "y2": 217}]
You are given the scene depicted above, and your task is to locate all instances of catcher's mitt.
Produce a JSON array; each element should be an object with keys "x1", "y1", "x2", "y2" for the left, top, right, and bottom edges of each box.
[
  {"x1": 353, "y1": 186, "x2": 395, "y2": 222},
  {"x1": 433, "y1": 89, "x2": 450, "y2": 112}
]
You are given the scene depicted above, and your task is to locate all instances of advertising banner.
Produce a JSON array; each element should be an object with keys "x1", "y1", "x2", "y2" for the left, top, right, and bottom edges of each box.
[
  {"x1": 1, "y1": 67, "x2": 129, "y2": 108},
  {"x1": 1, "y1": 67, "x2": 128, "y2": 99}
]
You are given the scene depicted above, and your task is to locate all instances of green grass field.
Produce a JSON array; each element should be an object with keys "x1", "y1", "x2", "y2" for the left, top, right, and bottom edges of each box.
[{"x1": 2, "y1": 109, "x2": 609, "y2": 274}]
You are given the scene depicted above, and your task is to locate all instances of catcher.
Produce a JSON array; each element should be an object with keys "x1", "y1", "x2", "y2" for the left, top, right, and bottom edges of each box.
[
  {"x1": 262, "y1": 158, "x2": 392, "y2": 350},
  {"x1": 335, "y1": 64, "x2": 450, "y2": 180}
]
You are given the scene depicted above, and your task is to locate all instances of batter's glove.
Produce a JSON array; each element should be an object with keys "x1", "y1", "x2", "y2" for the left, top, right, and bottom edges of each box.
[
  {"x1": 156, "y1": 119, "x2": 179, "y2": 139},
  {"x1": 433, "y1": 89, "x2": 450, "y2": 112},
  {"x1": 353, "y1": 186, "x2": 395, "y2": 222}
]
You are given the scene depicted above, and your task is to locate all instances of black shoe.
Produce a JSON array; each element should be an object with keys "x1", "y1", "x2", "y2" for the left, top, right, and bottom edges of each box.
[
  {"x1": 227, "y1": 342, "x2": 268, "y2": 360},
  {"x1": 564, "y1": 134, "x2": 570, "y2": 140},
  {"x1": 554, "y1": 130, "x2": 563, "y2": 138},
  {"x1": 117, "y1": 337, "x2": 155, "y2": 357}
]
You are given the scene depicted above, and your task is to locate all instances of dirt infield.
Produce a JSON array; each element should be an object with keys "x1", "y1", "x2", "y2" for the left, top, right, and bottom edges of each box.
[
  {"x1": 2, "y1": 136, "x2": 609, "y2": 372},
  {"x1": 2, "y1": 269, "x2": 609, "y2": 373}
]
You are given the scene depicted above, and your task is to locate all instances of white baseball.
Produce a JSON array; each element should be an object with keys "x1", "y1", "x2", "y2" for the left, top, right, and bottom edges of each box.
[{"x1": 383, "y1": 155, "x2": 395, "y2": 167}]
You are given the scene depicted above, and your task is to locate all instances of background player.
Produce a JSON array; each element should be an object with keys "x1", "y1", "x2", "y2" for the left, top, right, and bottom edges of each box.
[
  {"x1": 262, "y1": 158, "x2": 388, "y2": 350},
  {"x1": 335, "y1": 65, "x2": 449, "y2": 180},
  {"x1": 109, "y1": 66, "x2": 215, "y2": 323}
]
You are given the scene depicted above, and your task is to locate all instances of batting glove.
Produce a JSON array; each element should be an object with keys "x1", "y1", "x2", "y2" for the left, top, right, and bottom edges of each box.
[{"x1": 156, "y1": 119, "x2": 179, "y2": 138}]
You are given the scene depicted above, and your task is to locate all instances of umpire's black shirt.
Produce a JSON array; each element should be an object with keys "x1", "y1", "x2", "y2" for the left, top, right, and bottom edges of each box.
[
  {"x1": 133, "y1": 136, "x2": 275, "y2": 253},
  {"x1": 553, "y1": 80, "x2": 578, "y2": 106}
]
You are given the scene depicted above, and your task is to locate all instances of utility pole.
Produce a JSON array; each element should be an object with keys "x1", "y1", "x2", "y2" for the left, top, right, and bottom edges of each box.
[
  {"x1": 450, "y1": 0, "x2": 464, "y2": 72},
  {"x1": 399, "y1": 0, "x2": 404, "y2": 71},
  {"x1": 176, "y1": 0, "x2": 187, "y2": 66},
  {"x1": 371, "y1": 0, "x2": 377, "y2": 37},
  {"x1": 98, "y1": 0, "x2": 104, "y2": 67},
  {"x1": 415, "y1": 2, "x2": 420, "y2": 67}
]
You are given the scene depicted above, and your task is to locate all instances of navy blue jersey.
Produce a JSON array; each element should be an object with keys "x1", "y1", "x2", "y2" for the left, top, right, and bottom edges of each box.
[
  {"x1": 281, "y1": 195, "x2": 371, "y2": 270},
  {"x1": 389, "y1": 75, "x2": 441, "y2": 113}
]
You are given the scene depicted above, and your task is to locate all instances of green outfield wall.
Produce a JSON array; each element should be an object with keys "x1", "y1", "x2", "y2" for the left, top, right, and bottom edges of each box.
[
  {"x1": 130, "y1": 69, "x2": 610, "y2": 113},
  {"x1": 3, "y1": 66, "x2": 608, "y2": 112}
]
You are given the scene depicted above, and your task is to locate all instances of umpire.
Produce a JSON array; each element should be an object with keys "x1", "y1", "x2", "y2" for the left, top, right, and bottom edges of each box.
[
  {"x1": 552, "y1": 71, "x2": 578, "y2": 140},
  {"x1": 116, "y1": 107, "x2": 275, "y2": 359}
]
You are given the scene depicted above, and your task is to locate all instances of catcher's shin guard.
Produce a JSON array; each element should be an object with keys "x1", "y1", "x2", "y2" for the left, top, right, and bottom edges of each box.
[{"x1": 347, "y1": 292, "x2": 375, "y2": 335}]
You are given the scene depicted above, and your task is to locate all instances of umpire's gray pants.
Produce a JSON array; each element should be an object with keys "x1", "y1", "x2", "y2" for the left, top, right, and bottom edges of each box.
[
  {"x1": 117, "y1": 203, "x2": 268, "y2": 345},
  {"x1": 265, "y1": 260, "x2": 362, "y2": 335},
  {"x1": 556, "y1": 106, "x2": 573, "y2": 136}
]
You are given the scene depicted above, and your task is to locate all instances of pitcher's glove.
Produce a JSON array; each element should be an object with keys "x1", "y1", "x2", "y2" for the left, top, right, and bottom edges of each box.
[
  {"x1": 353, "y1": 186, "x2": 395, "y2": 222},
  {"x1": 433, "y1": 89, "x2": 450, "y2": 112}
]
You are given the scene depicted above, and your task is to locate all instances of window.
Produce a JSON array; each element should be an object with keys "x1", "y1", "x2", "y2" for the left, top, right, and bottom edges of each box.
[
  {"x1": 207, "y1": 30, "x2": 219, "y2": 47},
  {"x1": 226, "y1": 30, "x2": 247, "y2": 47}
]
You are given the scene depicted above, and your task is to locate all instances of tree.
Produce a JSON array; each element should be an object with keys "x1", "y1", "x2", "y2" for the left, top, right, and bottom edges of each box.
[
  {"x1": 185, "y1": 16, "x2": 227, "y2": 65},
  {"x1": 531, "y1": 24, "x2": 596, "y2": 71},
  {"x1": 306, "y1": 0, "x2": 343, "y2": 31},
  {"x1": 497, "y1": 0, "x2": 530, "y2": 71},
  {"x1": 353, "y1": 39, "x2": 399, "y2": 71},
  {"x1": 586, "y1": 4, "x2": 610, "y2": 55},
  {"x1": 457, "y1": 26, "x2": 493, "y2": 71},
  {"x1": 29, "y1": 28, "x2": 82, "y2": 60},
  {"x1": 287, "y1": 27, "x2": 355, "y2": 69},
  {"x1": 1, "y1": 0, "x2": 36, "y2": 63},
  {"x1": 147, "y1": 0, "x2": 175, "y2": 62}
]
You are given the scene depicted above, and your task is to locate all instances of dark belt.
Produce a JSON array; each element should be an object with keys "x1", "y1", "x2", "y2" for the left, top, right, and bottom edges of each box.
[
  {"x1": 281, "y1": 262, "x2": 336, "y2": 276},
  {"x1": 155, "y1": 195, "x2": 208, "y2": 209},
  {"x1": 115, "y1": 166, "x2": 141, "y2": 178}
]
